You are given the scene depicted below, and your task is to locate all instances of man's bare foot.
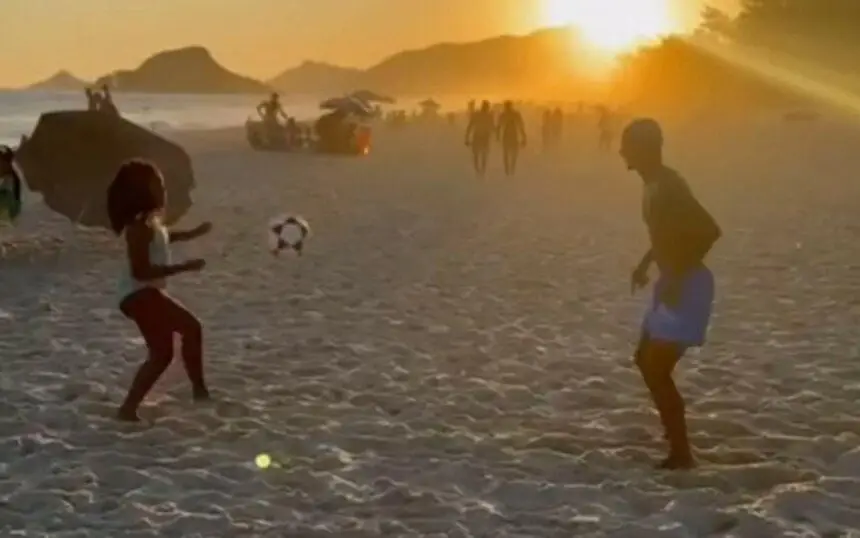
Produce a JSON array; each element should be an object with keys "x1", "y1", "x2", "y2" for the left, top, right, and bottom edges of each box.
[
  {"x1": 116, "y1": 407, "x2": 141, "y2": 422},
  {"x1": 193, "y1": 387, "x2": 211, "y2": 401},
  {"x1": 657, "y1": 454, "x2": 695, "y2": 470}
]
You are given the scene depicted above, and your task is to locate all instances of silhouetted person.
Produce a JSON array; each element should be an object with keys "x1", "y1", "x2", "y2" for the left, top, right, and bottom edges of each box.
[
  {"x1": 464, "y1": 100, "x2": 494, "y2": 177},
  {"x1": 100, "y1": 84, "x2": 120, "y2": 117},
  {"x1": 285, "y1": 117, "x2": 302, "y2": 149},
  {"x1": 86, "y1": 88, "x2": 103, "y2": 112},
  {"x1": 496, "y1": 100, "x2": 526, "y2": 176},
  {"x1": 623, "y1": 118, "x2": 721, "y2": 470},
  {"x1": 257, "y1": 93, "x2": 288, "y2": 148},
  {"x1": 598, "y1": 106, "x2": 613, "y2": 151},
  {"x1": 85, "y1": 88, "x2": 98, "y2": 111},
  {"x1": 552, "y1": 108, "x2": 564, "y2": 145},
  {"x1": 541, "y1": 110, "x2": 552, "y2": 151},
  {"x1": 0, "y1": 146, "x2": 22, "y2": 222}
]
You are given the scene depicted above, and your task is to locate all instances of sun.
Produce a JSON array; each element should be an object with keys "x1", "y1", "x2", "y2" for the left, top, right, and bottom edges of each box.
[{"x1": 543, "y1": 0, "x2": 673, "y2": 53}]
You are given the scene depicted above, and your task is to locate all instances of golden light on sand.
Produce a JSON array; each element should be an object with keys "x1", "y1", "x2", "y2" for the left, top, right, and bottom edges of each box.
[
  {"x1": 255, "y1": 453, "x2": 272, "y2": 469},
  {"x1": 543, "y1": 0, "x2": 673, "y2": 53}
]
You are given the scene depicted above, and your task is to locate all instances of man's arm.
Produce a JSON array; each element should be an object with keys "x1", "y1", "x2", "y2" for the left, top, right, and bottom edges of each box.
[{"x1": 636, "y1": 248, "x2": 653, "y2": 273}]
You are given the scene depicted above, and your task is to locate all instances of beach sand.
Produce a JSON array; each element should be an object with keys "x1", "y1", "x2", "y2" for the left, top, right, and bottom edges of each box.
[{"x1": 2, "y1": 114, "x2": 860, "y2": 537}]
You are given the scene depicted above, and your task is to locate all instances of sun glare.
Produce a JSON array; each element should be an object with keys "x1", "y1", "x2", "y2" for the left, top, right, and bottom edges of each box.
[{"x1": 543, "y1": 0, "x2": 673, "y2": 53}]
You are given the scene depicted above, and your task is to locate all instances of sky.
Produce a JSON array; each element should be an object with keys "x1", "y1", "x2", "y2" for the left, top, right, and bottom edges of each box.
[{"x1": 1, "y1": 0, "x2": 740, "y2": 87}]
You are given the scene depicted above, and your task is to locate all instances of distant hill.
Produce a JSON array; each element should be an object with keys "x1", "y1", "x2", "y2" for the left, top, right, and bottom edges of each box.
[
  {"x1": 267, "y1": 61, "x2": 362, "y2": 95},
  {"x1": 95, "y1": 46, "x2": 269, "y2": 94},
  {"x1": 363, "y1": 28, "x2": 587, "y2": 96},
  {"x1": 28, "y1": 70, "x2": 89, "y2": 91},
  {"x1": 267, "y1": 28, "x2": 590, "y2": 97}
]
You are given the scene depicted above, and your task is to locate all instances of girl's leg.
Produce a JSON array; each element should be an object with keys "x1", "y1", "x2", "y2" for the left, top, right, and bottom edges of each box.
[
  {"x1": 118, "y1": 290, "x2": 175, "y2": 421},
  {"x1": 158, "y1": 294, "x2": 208, "y2": 399}
]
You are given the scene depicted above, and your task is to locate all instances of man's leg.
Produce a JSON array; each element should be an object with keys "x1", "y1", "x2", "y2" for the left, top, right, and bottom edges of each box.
[{"x1": 639, "y1": 338, "x2": 692, "y2": 468}]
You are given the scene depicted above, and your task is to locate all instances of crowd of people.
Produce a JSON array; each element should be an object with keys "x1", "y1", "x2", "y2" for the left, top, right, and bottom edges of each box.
[
  {"x1": 463, "y1": 99, "x2": 618, "y2": 176},
  {"x1": 85, "y1": 84, "x2": 121, "y2": 117}
]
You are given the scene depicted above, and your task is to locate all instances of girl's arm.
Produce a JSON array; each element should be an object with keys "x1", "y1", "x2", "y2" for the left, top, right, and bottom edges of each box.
[
  {"x1": 169, "y1": 222, "x2": 211, "y2": 243},
  {"x1": 127, "y1": 222, "x2": 195, "y2": 281}
]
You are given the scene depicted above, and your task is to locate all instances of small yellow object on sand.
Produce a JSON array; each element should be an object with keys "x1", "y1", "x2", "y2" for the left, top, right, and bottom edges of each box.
[{"x1": 255, "y1": 453, "x2": 272, "y2": 469}]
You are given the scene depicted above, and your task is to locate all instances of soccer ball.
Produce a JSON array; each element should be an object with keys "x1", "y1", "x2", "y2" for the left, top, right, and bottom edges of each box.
[{"x1": 269, "y1": 215, "x2": 310, "y2": 255}]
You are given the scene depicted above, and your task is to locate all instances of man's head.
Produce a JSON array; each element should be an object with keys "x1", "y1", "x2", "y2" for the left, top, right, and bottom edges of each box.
[
  {"x1": 480, "y1": 100, "x2": 490, "y2": 113},
  {"x1": 620, "y1": 118, "x2": 663, "y2": 172},
  {"x1": 271, "y1": 92, "x2": 280, "y2": 103},
  {"x1": 503, "y1": 100, "x2": 513, "y2": 111}
]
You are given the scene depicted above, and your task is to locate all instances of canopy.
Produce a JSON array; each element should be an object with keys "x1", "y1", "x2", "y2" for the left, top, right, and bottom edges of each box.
[
  {"x1": 15, "y1": 111, "x2": 194, "y2": 229},
  {"x1": 350, "y1": 90, "x2": 395, "y2": 104},
  {"x1": 319, "y1": 96, "x2": 375, "y2": 117}
]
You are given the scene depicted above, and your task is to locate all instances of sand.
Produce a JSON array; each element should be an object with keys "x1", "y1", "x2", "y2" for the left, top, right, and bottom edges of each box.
[{"x1": 2, "y1": 114, "x2": 860, "y2": 537}]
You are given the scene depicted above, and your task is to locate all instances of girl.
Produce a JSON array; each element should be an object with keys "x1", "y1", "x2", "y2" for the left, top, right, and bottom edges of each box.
[{"x1": 107, "y1": 159, "x2": 211, "y2": 422}]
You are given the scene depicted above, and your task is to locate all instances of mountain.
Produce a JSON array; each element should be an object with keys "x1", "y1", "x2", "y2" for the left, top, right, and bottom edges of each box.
[
  {"x1": 95, "y1": 46, "x2": 269, "y2": 94},
  {"x1": 267, "y1": 61, "x2": 362, "y2": 95},
  {"x1": 28, "y1": 70, "x2": 89, "y2": 91},
  {"x1": 267, "y1": 28, "x2": 587, "y2": 96},
  {"x1": 363, "y1": 28, "x2": 588, "y2": 96}
]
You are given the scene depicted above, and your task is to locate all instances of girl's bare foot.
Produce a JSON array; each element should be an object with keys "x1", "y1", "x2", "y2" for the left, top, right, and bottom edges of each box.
[
  {"x1": 116, "y1": 406, "x2": 141, "y2": 422},
  {"x1": 657, "y1": 453, "x2": 695, "y2": 470}
]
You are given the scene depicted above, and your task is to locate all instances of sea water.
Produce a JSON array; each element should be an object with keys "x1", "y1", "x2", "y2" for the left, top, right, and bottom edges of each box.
[{"x1": 0, "y1": 90, "x2": 326, "y2": 147}]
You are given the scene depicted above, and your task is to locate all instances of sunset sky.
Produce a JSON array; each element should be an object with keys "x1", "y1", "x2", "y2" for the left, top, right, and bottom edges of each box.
[{"x1": 2, "y1": 0, "x2": 739, "y2": 87}]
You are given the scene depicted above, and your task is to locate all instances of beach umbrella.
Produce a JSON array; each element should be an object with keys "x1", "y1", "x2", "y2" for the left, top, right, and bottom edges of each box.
[
  {"x1": 15, "y1": 110, "x2": 194, "y2": 229},
  {"x1": 319, "y1": 96, "x2": 375, "y2": 117},
  {"x1": 419, "y1": 99, "x2": 441, "y2": 109},
  {"x1": 350, "y1": 90, "x2": 395, "y2": 104}
]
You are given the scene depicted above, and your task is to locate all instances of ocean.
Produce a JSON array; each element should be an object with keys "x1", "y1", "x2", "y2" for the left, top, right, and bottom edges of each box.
[{"x1": 0, "y1": 91, "x2": 331, "y2": 147}]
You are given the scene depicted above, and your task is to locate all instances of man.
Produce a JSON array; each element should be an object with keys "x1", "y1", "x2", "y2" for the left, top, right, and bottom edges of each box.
[
  {"x1": 622, "y1": 118, "x2": 722, "y2": 470},
  {"x1": 257, "y1": 93, "x2": 288, "y2": 148},
  {"x1": 598, "y1": 106, "x2": 613, "y2": 151},
  {"x1": 101, "y1": 84, "x2": 120, "y2": 117},
  {"x1": 496, "y1": 100, "x2": 527, "y2": 176},
  {"x1": 85, "y1": 88, "x2": 103, "y2": 112},
  {"x1": 464, "y1": 100, "x2": 495, "y2": 177},
  {"x1": 0, "y1": 146, "x2": 22, "y2": 222}
]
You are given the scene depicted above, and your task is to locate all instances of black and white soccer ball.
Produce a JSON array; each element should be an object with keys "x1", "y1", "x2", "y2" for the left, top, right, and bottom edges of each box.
[{"x1": 268, "y1": 215, "x2": 310, "y2": 255}]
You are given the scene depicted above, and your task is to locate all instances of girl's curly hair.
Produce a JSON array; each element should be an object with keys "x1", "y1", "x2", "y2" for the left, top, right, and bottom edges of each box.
[{"x1": 106, "y1": 159, "x2": 163, "y2": 235}]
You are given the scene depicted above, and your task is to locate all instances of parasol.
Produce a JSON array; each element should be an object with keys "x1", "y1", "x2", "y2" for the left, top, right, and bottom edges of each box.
[
  {"x1": 319, "y1": 96, "x2": 375, "y2": 117},
  {"x1": 350, "y1": 90, "x2": 395, "y2": 104},
  {"x1": 419, "y1": 98, "x2": 441, "y2": 109},
  {"x1": 15, "y1": 111, "x2": 194, "y2": 229}
]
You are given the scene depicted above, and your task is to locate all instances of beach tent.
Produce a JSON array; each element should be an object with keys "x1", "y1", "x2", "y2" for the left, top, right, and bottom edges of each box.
[
  {"x1": 350, "y1": 90, "x2": 395, "y2": 104},
  {"x1": 320, "y1": 96, "x2": 375, "y2": 117},
  {"x1": 15, "y1": 111, "x2": 194, "y2": 229},
  {"x1": 419, "y1": 99, "x2": 442, "y2": 115}
]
